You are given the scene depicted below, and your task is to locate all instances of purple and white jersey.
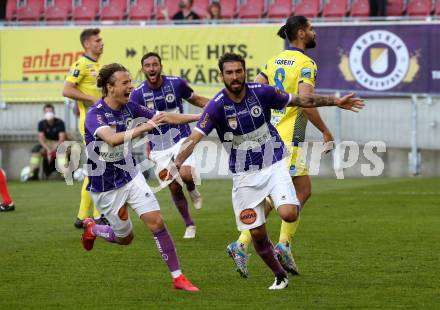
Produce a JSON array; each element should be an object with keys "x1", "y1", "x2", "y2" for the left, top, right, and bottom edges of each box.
[
  {"x1": 195, "y1": 83, "x2": 292, "y2": 174},
  {"x1": 84, "y1": 98, "x2": 156, "y2": 192},
  {"x1": 130, "y1": 75, "x2": 193, "y2": 151}
]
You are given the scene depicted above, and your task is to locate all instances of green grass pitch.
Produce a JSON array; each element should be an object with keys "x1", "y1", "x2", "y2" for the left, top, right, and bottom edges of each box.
[{"x1": 1, "y1": 178, "x2": 439, "y2": 309}]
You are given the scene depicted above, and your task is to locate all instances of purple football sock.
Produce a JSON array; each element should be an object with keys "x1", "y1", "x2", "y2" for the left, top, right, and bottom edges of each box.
[
  {"x1": 253, "y1": 235, "x2": 286, "y2": 278},
  {"x1": 172, "y1": 196, "x2": 194, "y2": 227},
  {"x1": 153, "y1": 228, "x2": 180, "y2": 273},
  {"x1": 92, "y1": 224, "x2": 116, "y2": 243}
]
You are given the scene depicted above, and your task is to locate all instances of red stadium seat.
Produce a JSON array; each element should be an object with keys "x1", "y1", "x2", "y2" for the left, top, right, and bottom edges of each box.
[
  {"x1": 16, "y1": 0, "x2": 44, "y2": 21},
  {"x1": 127, "y1": 0, "x2": 154, "y2": 21},
  {"x1": 386, "y1": 0, "x2": 405, "y2": 16},
  {"x1": 100, "y1": 0, "x2": 127, "y2": 21},
  {"x1": 267, "y1": 0, "x2": 293, "y2": 19},
  {"x1": 192, "y1": 0, "x2": 210, "y2": 18},
  {"x1": 6, "y1": 0, "x2": 17, "y2": 21},
  {"x1": 155, "y1": 0, "x2": 180, "y2": 20},
  {"x1": 238, "y1": 0, "x2": 265, "y2": 19},
  {"x1": 322, "y1": 0, "x2": 348, "y2": 18},
  {"x1": 406, "y1": 0, "x2": 432, "y2": 16},
  {"x1": 436, "y1": 0, "x2": 440, "y2": 15},
  {"x1": 294, "y1": 0, "x2": 320, "y2": 18},
  {"x1": 218, "y1": 0, "x2": 236, "y2": 19},
  {"x1": 350, "y1": 0, "x2": 369, "y2": 17},
  {"x1": 44, "y1": 0, "x2": 72, "y2": 22},
  {"x1": 72, "y1": 0, "x2": 99, "y2": 21}
]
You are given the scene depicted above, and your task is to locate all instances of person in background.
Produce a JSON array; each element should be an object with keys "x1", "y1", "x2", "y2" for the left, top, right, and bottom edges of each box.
[
  {"x1": 28, "y1": 104, "x2": 66, "y2": 180},
  {"x1": 206, "y1": 1, "x2": 222, "y2": 20},
  {"x1": 369, "y1": 0, "x2": 387, "y2": 17},
  {"x1": 172, "y1": 0, "x2": 200, "y2": 21}
]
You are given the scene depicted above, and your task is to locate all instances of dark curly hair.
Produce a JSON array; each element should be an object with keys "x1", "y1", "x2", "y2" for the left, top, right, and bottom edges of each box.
[{"x1": 97, "y1": 63, "x2": 128, "y2": 96}]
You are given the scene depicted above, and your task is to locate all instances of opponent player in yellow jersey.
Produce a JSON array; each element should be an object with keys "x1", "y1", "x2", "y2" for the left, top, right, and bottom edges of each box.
[
  {"x1": 227, "y1": 16, "x2": 334, "y2": 277},
  {"x1": 63, "y1": 28, "x2": 106, "y2": 228}
]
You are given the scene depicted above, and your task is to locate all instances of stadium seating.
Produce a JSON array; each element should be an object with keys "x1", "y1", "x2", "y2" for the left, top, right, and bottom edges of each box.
[
  {"x1": 267, "y1": 0, "x2": 293, "y2": 19},
  {"x1": 218, "y1": 0, "x2": 236, "y2": 19},
  {"x1": 127, "y1": 0, "x2": 154, "y2": 21},
  {"x1": 6, "y1": 0, "x2": 17, "y2": 21},
  {"x1": 350, "y1": 0, "x2": 370, "y2": 17},
  {"x1": 100, "y1": 0, "x2": 127, "y2": 21},
  {"x1": 72, "y1": 0, "x2": 100, "y2": 21},
  {"x1": 238, "y1": 0, "x2": 265, "y2": 19},
  {"x1": 294, "y1": 0, "x2": 320, "y2": 18},
  {"x1": 16, "y1": 0, "x2": 44, "y2": 21},
  {"x1": 44, "y1": 0, "x2": 72, "y2": 22},
  {"x1": 406, "y1": 0, "x2": 433, "y2": 16},
  {"x1": 192, "y1": 0, "x2": 210, "y2": 18},
  {"x1": 322, "y1": 0, "x2": 348, "y2": 18},
  {"x1": 386, "y1": 0, "x2": 405, "y2": 16},
  {"x1": 155, "y1": 0, "x2": 180, "y2": 20}
]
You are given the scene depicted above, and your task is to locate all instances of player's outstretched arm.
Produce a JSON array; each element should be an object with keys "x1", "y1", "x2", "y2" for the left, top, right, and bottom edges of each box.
[
  {"x1": 174, "y1": 130, "x2": 204, "y2": 169},
  {"x1": 288, "y1": 92, "x2": 364, "y2": 112},
  {"x1": 159, "y1": 112, "x2": 201, "y2": 125},
  {"x1": 188, "y1": 94, "x2": 210, "y2": 108},
  {"x1": 96, "y1": 114, "x2": 165, "y2": 147}
]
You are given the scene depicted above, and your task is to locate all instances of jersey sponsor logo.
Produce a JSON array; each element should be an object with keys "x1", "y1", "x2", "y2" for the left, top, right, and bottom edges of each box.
[
  {"x1": 227, "y1": 116, "x2": 237, "y2": 129},
  {"x1": 275, "y1": 59, "x2": 295, "y2": 66},
  {"x1": 250, "y1": 105, "x2": 262, "y2": 118},
  {"x1": 237, "y1": 109, "x2": 249, "y2": 116},
  {"x1": 155, "y1": 95, "x2": 163, "y2": 100},
  {"x1": 96, "y1": 114, "x2": 105, "y2": 125},
  {"x1": 199, "y1": 113, "x2": 209, "y2": 128},
  {"x1": 247, "y1": 95, "x2": 257, "y2": 104},
  {"x1": 300, "y1": 68, "x2": 312, "y2": 79},
  {"x1": 239, "y1": 208, "x2": 257, "y2": 225},
  {"x1": 104, "y1": 113, "x2": 113, "y2": 118},
  {"x1": 348, "y1": 30, "x2": 410, "y2": 91},
  {"x1": 73, "y1": 69, "x2": 80, "y2": 77},
  {"x1": 165, "y1": 93, "x2": 175, "y2": 103},
  {"x1": 164, "y1": 85, "x2": 172, "y2": 92},
  {"x1": 143, "y1": 91, "x2": 154, "y2": 98},
  {"x1": 147, "y1": 101, "x2": 155, "y2": 109}
]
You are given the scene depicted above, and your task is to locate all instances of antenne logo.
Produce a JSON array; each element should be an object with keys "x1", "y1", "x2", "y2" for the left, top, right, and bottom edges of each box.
[{"x1": 348, "y1": 30, "x2": 410, "y2": 91}]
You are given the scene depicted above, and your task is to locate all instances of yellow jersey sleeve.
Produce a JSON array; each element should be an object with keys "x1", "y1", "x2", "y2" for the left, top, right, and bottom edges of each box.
[
  {"x1": 298, "y1": 60, "x2": 317, "y2": 88},
  {"x1": 65, "y1": 60, "x2": 86, "y2": 85}
]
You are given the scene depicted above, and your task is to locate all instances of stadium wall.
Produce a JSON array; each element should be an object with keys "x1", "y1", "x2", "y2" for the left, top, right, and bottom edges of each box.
[{"x1": 1, "y1": 22, "x2": 439, "y2": 179}]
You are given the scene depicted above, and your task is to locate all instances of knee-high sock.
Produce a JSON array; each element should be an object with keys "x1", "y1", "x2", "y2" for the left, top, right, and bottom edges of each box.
[
  {"x1": 279, "y1": 205, "x2": 301, "y2": 244},
  {"x1": 153, "y1": 228, "x2": 181, "y2": 278},
  {"x1": 172, "y1": 194, "x2": 194, "y2": 227},
  {"x1": 253, "y1": 235, "x2": 286, "y2": 278},
  {"x1": 92, "y1": 224, "x2": 116, "y2": 243},
  {"x1": 237, "y1": 230, "x2": 252, "y2": 249},
  {"x1": 77, "y1": 177, "x2": 100, "y2": 219},
  {"x1": 0, "y1": 169, "x2": 12, "y2": 205},
  {"x1": 279, "y1": 217, "x2": 300, "y2": 245}
]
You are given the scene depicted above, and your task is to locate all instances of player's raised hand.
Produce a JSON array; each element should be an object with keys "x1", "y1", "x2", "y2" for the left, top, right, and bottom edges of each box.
[{"x1": 335, "y1": 93, "x2": 365, "y2": 112}]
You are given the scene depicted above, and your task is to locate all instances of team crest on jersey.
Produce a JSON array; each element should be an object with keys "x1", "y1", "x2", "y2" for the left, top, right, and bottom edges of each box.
[
  {"x1": 147, "y1": 101, "x2": 154, "y2": 109},
  {"x1": 165, "y1": 93, "x2": 175, "y2": 103},
  {"x1": 250, "y1": 106, "x2": 262, "y2": 118},
  {"x1": 227, "y1": 116, "x2": 237, "y2": 129}
]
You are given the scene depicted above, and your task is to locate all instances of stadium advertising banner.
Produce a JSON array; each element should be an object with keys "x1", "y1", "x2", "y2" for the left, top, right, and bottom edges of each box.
[
  {"x1": 307, "y1": 23, "x2": 440, "y2": 94},
  {"x1": 0, "y1": 25, "x2": 281, "y2": 102}
]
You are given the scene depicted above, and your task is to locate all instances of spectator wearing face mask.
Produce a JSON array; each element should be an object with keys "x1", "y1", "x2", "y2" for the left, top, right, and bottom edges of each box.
[
  {"x1": 28, "y1": 104, "x2": 66, "y2": 180},
  {"x1": 172, "y1": 0, "x2": 200, "y2": 21}
]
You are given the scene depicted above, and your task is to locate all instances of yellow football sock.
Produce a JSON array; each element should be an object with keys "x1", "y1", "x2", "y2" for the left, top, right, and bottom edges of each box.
[
  {"x1": 279, "y1": 216, "x2": 300, "y2": 245},
  {"x1": 77, "y1": 176, "x2": 94, "y2": 220},
  {"x1": 237, "y1": 230, "x2": 252, "y2": 248}
]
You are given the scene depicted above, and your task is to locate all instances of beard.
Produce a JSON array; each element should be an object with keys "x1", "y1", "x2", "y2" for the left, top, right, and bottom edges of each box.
[
  {"x1": 144, "y1": 72, "x2": 160, "y2": 84},
  {"x1": 225, "y1": 80, "x2": 245, "y2": 94},
  {"x1": 306, "y1": 38, "x2": 316, "y2": 49}
]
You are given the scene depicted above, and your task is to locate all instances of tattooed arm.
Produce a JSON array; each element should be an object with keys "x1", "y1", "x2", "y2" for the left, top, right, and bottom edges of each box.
[{"x1": 287, "y1": 93, "x2": 364, "y2": 112}]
